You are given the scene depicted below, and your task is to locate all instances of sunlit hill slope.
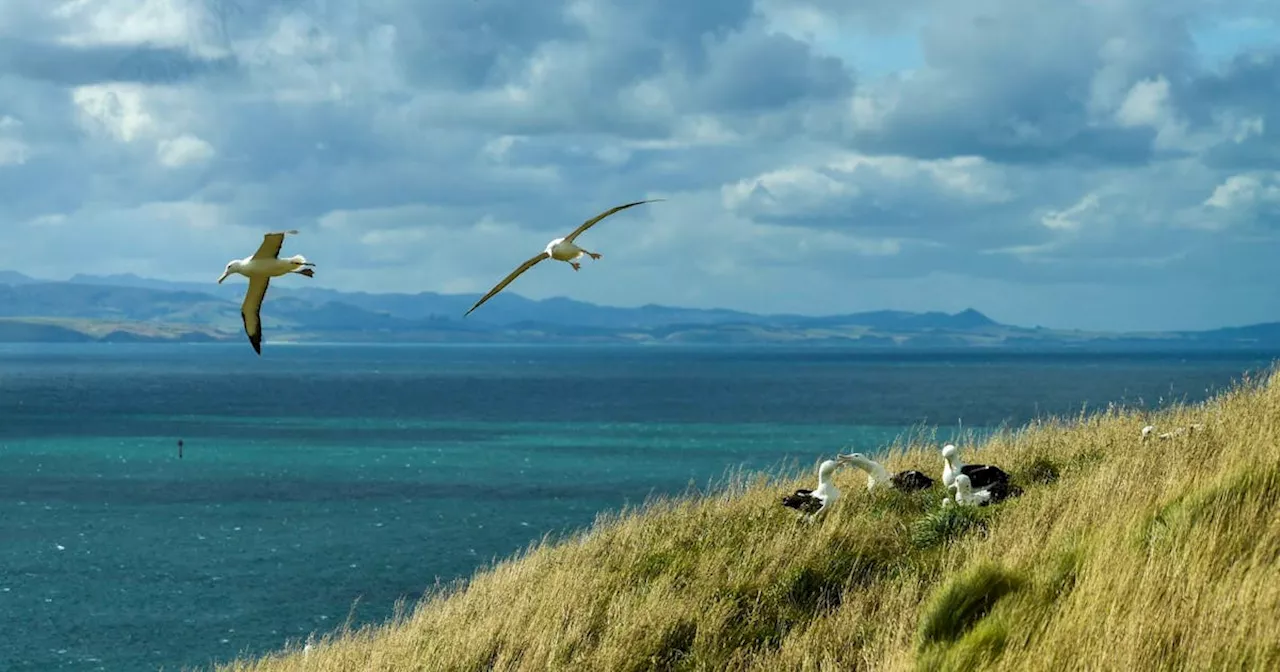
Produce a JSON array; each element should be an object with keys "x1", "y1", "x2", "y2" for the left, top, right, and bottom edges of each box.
[{"x1": 219, "y1": 366, "x2": 1280, "y2": 671}]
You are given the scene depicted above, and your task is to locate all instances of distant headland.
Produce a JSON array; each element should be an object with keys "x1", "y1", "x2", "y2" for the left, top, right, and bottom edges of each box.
[{"x1": 1, "y1": 270, "x2": 1278, "y2": 350}]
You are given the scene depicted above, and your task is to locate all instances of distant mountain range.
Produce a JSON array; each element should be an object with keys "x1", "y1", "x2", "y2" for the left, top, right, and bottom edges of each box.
[{"x1": 0, "y1": 270, "x2": 1277, "y2": 350}]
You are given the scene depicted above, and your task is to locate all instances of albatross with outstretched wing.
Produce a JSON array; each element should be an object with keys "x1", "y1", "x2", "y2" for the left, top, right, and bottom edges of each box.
[
  {"x1": 217, "y1": 230, "x2": 315, "y2": 355},
  {"x1": 464, "y1": 199, "x2": 663, "y2": 317}
]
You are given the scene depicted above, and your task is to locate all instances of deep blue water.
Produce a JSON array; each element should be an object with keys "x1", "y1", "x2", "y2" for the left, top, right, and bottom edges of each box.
[{"x1": 0, "y1": 344, "x2": 1274, "y2": 671}]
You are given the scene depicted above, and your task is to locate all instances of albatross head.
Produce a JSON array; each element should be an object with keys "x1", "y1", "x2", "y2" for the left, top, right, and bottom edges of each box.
[
  {"x1": 217, "y1": 260, "x2": 242, "y2": 284},
  {"x1": 941, "y1": 444, "x2": 959, "y2": 462},
  {"x1": 836, "y1": 452, "x2": 870, "y2": 468},
  {"x1": 817, "y1": 458, "x2": 842, "y2": 482},
  {"x1": 953, "y1": 473, "x2": 973, "y2": 494},
  {"x1": 838, "y1": 452, "x2": 892, "y2": 490}
]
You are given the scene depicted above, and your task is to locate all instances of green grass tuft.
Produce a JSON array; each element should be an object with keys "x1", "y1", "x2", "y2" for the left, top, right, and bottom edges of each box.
[
  {"x1": 909, "y1": 505, "x2": 990, "y2": 549},
  {"x1": 917, "y1": 562, "x2": 1027, "y2": 647},
  {"x1": 919, "y1": 617, "x2": 1013, "y2": 671}
]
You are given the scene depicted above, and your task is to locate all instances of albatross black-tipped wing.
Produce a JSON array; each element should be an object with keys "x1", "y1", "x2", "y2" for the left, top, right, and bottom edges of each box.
[
  {"x1": 252, "y1": 230, "x2": 299, "y2": 261},
  {"x1": 890, "y1": 470, "x2": 935, "y2": 491},
  {"x1": 464, "y1": 251, "x2": 551, "y2": 317},
  {"x1": 960, "y1": 464, "x2": 1010, "y2": 489},
  {"x1": 241, "y1": 276, "x2": 271, "y2": 355},
  {"x1": 563, "y1": 199, "x2": 664, "y2": 244}
]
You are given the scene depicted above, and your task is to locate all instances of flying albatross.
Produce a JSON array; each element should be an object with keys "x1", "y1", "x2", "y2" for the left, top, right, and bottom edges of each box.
[
  {"x1": 837, "y1": 452, "x2": 935, "y2": 492},
  {"x1": 463, "y1": 199, "x2": 663, "y2": 317},
  {"x1": 940, "y1": 443, "x2": 1010, "y2": 491},
  {"x1": 781, "y1": 457, "x2": 849, "y2": 518},
  {"x1": 951, "y1": 473, "x2": 1022, "y2": 507},
  {"x1": 217, "y1": 229, "x2": 315, "y2": 355}
]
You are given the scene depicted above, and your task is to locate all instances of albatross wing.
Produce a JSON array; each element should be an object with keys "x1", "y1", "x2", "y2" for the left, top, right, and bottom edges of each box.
[
  {"x1": 890, "y1": 470, "x2": 935, "y2": 491},
  {"x1": 960, "y1": 464, "x2": 1009, "y2": 489},
  {"x1": 241, "y1": 275, "x2": 271, "y2": 355},
  {"x1": 252, "y1": 230, "x2": 299, "y2": 261},
  {"x1": 563, "y1": 199, "x2": 663, "y2": 244},
  {"x1": 984, "y1": 480, "x2": 1023, "y2": 504},
  {"x1": 464, "y1": 251, "x2": 550, "y2": 317},
  {"x1": 781, "y1": 489, "x2": 824, "y2": 515}
]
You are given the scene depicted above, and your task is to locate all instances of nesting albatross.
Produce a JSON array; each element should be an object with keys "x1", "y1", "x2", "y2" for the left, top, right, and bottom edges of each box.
[
  {"x1": 781, "y1": 457, "x2": 848, "y2": 518},
  {"x1": 217, "y1": 229, "x2": 315, "y2": 355},
  {"x1": 463, "y1": 199, "x2": 663, "y2": 317},
  {"x1": 951, "y1": 473, "x2": 1022, "y2": 507},
  {"x1": 940, "y1": 443, "x2": 1010, "y2": 490},
  {"x1": 837, "y1": 452, "x2": 934, "y2": 492}
]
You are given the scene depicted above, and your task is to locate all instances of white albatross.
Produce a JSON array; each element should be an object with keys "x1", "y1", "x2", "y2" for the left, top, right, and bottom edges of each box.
[
  {"x1": 940, "y1": 443, "x2": 1010, "y2": 490},
  {"x1": 780, "y1": 457, "x2": 848, "y2": 518},
  {"x1": 951, "y1": 473, "x2": 1022, "y2": 507},
  {"x1": 837, "y1": 452, "x2": 935, "y2": 492},
  {"x1": 217, "y1": 229, "x2": 315, "y2": 355},
  {"x1": 463, "y1": 199, "x2": 663, "y2": 317}
]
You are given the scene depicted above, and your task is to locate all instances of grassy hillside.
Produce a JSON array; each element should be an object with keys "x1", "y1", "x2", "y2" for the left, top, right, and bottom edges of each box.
[{"x1": 219, "y1": 368, "x2": 1280, "y2": 671}]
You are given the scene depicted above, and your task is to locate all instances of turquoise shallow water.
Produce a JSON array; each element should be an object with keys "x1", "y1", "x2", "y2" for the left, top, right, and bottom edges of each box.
[{"x1": 0, "y1": 344, "x2": 1274, "y2": 671}]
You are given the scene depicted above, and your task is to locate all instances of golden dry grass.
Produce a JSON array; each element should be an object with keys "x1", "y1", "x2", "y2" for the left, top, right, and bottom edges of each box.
[{"x1": 216, "y1": 366, "x2": 1280, "y2": 672}]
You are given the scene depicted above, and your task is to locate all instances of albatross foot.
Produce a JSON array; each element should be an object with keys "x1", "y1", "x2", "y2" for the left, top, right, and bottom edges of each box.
[
  {"x1": 571, "y1": 262, "x2": 581, "y2": 271},
  {"x1": 588, "y1": 252, "x2": 602, "y2": 260},
  {"x1": 297, "y1": 268, "x2": 315, "y2": 278}
]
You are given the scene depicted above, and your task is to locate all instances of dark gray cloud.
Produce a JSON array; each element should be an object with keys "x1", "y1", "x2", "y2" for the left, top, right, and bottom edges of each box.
[
  {"x1": 0, "y1": 40, "x2": 238, "y2": 86},
  {"x1": 374, "y1": 0, "x2": 586, "y2": 90},
  {"x1": 1183, "y1": 52, "x2": 1280, "y2": 169},
  {"x1": 687, "y1": 27, "x2": 853, "y2": 113},
  {"x1": 837, "y1": 0, "x2": 1200, "y2": 164}
]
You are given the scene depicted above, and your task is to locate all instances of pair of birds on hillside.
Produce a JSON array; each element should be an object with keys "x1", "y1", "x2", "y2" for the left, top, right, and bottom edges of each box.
[
  {"x1": 781, "y1": 443, "x2": 1021, "y2": 517},
  {"x1": 216, "y1": 199, "x2": 662, "y2": 354}
]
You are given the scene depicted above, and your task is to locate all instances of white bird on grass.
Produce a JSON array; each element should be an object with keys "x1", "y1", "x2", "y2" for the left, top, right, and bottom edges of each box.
[
  {"x1": 463, "y1": 199, "x2": 663, "y2": 317},
  {"x1": 940, "y1": 444, "x2": 1011, "y2": 490},
  {"x1": 837, "y1": 452, "x2": 935, "y2": 492},
  {"x1": 781, "y1": 457, "x2": 849, "y2": 519},
  {"x1": 217, "y1": 229, "x2": 315, "y2": 355},
  {"x1": 951, "y1": 473, "x2": 1022, "y2": 507}
]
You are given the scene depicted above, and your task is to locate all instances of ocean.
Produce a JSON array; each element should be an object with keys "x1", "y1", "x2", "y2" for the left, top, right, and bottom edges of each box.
[{"x1": 0, "y1": 344, "x2": 1274, "y2": 671}]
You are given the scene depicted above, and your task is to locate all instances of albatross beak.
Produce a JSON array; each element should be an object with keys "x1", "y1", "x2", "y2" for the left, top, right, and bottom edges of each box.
[{"x1": 217, "y1": 270, "x2": 230, "y2": 284}]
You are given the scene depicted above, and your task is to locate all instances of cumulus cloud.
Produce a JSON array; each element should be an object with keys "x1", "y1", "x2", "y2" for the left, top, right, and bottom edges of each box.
[
  {"x1": 156, "y1": 133, "x2": 215, "y2": 167},
  {"x1": 1201, "y1": 172, "x2": 1280, "y2": 233},
  {"x1": 0, "y1": 0, "x2": 1277, "y2": 330}
]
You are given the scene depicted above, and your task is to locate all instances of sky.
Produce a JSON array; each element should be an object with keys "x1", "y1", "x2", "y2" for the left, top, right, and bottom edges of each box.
[{"x1": 0, "y1": 1, "x2": 1278, "y2": 331}]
